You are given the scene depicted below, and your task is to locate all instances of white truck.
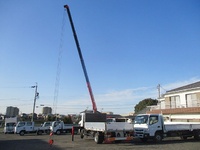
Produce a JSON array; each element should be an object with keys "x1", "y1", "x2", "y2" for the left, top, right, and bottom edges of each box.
[
  {"x1": 4, "y1": 117, "x2": 17, "y2": 134},
  {"x1": 79, "y1": 111, "x2": 134, "y2": 144},
  {"x1": 40, "y1": 121, "x2": 52, "y2": 134},
  {"x1": 50, "y1": 121, "x2": 79, "y2": 135},
  {"x1": 134, "y1": 114, "x2": 200, "y2": 142},
  {"x1": 14, "y1": 121, "x2": 52, "y2": 136}
]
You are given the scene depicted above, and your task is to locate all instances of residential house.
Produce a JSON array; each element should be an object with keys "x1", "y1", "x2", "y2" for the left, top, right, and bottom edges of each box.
[{"x1": 148, "y1": 81, "x2": 200, "y2": 122}]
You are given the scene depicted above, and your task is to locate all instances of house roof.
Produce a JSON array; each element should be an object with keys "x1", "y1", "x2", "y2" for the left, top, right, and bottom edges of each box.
[
  {"x1": 147, "y1": 107, "x2": 200, "y2": 115},
  {"x1": 167, "y1": 81, "x2": 200, "y2": 93}
]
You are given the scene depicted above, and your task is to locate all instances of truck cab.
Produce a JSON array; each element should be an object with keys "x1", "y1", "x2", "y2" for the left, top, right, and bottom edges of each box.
[
  {"x1": 4, "y1": 122, "x2": 16, "y2": 134},
  {"x1": 50, "y1": 121, "x2": 77, "y2": 135},
  {"x1": 134, "y1": 114, "x2": 164, "y2": 142},
  {"x1": 3, "y1": 117, "x2": 17, "y2": 134},
  {"x1": 39, "y1": 122, "x2": 52, "y2": 134},
  {"x1": 14, "y1": 121, "x2": 37, "y2": 136}
]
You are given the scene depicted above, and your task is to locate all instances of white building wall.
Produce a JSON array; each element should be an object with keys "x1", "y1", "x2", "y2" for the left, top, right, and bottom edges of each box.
[{"x1": 164, "y1": 89, "x2": 200, "y2": 108}]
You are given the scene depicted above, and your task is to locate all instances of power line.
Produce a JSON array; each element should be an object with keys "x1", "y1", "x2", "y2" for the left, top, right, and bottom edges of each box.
[{"x1": 0, "y1": 86, "x2": 34, "y2": 88}]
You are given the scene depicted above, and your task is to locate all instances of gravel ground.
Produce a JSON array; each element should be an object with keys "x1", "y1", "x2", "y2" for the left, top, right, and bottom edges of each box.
[{"x1": 0, "y1": 133, "x2": 200, "y2": 150}]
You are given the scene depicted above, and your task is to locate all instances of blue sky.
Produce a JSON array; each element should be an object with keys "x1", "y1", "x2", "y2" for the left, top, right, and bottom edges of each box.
[{"x1": 0, "y1": 0, "x2": 200, "y2": 115}]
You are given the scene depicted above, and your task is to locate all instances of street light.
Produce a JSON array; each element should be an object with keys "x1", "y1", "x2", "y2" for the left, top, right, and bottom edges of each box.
[{"x1": 31, "y1": 83, "x2": 39, "y2": 122}]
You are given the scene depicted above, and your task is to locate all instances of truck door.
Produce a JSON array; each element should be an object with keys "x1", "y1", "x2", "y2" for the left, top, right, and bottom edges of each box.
[
  {"x1": 149, "y1": 115, "x2": 162, "y2": 137},
  {"x1": 26, "y1": 122, "x2": 33, "y2": 132}
]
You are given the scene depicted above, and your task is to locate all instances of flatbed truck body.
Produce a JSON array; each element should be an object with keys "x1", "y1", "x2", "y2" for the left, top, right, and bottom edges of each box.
[
  {"x1": 79, "y1": 112, "x2": 134, "y2": 144},
  {"x1": 134, "y1": 114, "x2": 200, "y2": 142}
]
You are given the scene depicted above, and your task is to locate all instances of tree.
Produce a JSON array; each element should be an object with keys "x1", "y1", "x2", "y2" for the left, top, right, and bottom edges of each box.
[
  {"x1": 134, "y1": 98, "x2": 158, "y2": 113},
  {"x1": 46, "y1": 115, "x2": 56, "y2": 121},
  {"x1": 63, "y1": 115, "x2": 73, "y2": 124}
]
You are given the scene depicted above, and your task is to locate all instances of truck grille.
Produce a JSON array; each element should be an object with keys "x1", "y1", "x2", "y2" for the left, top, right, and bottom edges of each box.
[{"x1": 134, "y1": 129, "x2": 144, "y2": 134}]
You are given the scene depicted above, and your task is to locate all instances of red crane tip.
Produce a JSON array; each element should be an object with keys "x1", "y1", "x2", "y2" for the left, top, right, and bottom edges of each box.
[{"x1": 64, "y1": 5, "x2": 69, "y2": 9}]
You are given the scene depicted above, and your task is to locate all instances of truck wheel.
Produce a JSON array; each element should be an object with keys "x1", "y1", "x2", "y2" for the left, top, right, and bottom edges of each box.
[
  {"x1": 37, "y1": 130, "x2": 43, "y2": 135},
  {"x1": 94, "y1": 132, "x2": 104, "y2": 144},
  {"x1": 180, "y1": 136, "x2": 187, "y2": 140},
  {"x1": 56, "y1": 130, "x2": 61, "y2": 135},
  {"x1": 154, "y1": 133, "x2": 162, "y2": 143},
  {"x1": 194, "y1": 131, "x2": 200, "y2": 140},
  {"x1": 19, "y1": 131, "x2": 25, "y2": 136}
]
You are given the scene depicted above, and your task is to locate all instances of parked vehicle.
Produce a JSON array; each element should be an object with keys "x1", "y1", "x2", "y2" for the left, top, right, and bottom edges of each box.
[
  {"x1": 50, "y1": 121, "x2": 79, "y2": 135},
  {"x1": 4, "y1": 117, "x2": 17, "y2": 134},
  {"x1": 134, "y1": 114, "x2": 200, "y2": 142},
  {"x1": 14, "y1": 121, "x2": 52, "y2": 136},
  {"x1": 39, "y1": 121, "x2": 52, "y2": 134},
  {"x1": 79, "y1": 111, "x2": 134, "y2": 144}
]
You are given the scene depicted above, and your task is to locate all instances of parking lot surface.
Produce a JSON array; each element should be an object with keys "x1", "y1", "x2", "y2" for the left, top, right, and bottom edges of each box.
[{"x1": 0, "y1": 133, "x2": 200, "y2": 150}]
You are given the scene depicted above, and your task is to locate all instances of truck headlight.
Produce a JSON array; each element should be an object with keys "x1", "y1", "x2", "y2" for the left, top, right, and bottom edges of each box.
[{"x1": 144, "y1": 129, "x2": 149, "y2": 133}]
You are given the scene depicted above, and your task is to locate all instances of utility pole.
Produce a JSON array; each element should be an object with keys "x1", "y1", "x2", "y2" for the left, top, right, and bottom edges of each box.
[
  {"x1": 157, "y1": 84, "x2": 161, "y2": 99},
  {"x1": 31, "y1": 83, "x2": 39, "y2": 122}
]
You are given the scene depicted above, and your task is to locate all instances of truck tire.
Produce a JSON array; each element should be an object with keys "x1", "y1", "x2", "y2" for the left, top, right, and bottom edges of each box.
[
  {"x1": 37, "y1": 130, "x2": 43, "y2": 135},
  {"x1": 19, "y1": 131, "x2": 25, "y2": 136},
  {"x1": 94, "y1": 132, "x2": 104, "y2": 144},
  {"x1": 56, "y1": 130, "x2": 61, "y2": 135},
  {"x1": 153, "y1": 132, "x2": 162, "y2": 143},
  {"x1": 180, "y1": 136, "x2": 187, "y2": 140}
]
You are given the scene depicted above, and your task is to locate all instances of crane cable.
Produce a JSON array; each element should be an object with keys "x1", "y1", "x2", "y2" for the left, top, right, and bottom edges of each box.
[
  {"x1": 53, "y1": 10, "x2": 66, "y2": 115},
  {"x1": 49, "y1": 9, "x2": 67, "y2": 149}
]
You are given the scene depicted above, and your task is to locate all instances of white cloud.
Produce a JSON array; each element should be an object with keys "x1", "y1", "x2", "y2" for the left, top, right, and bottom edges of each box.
[
  {"x1": 55, "y1": 77, "x2": 200, "y2": 115},
  {"x1": 2, "y1": 77, "x2": 199, "y2": 115}
]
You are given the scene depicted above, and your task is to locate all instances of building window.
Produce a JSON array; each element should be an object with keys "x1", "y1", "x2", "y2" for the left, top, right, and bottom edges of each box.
[
  {"x1": 170, "y1": 96, "x2": 180, "y2": 108},
  {"x1": 186, "y1": 94, "x2": 197, "y2": 107}
]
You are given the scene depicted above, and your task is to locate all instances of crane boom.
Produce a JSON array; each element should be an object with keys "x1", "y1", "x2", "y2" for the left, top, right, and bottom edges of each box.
[{"x1": 64, "y1": 5, "x2": 97, "y2": 113}]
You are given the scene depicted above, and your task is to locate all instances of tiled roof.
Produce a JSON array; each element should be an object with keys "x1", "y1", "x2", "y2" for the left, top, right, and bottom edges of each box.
[
  {"x1": 167, "y1": 81, "x2": 200, "y2": 93},
  {"x1": 147, "y1": 107, "x2": 200, "y2": 114}
]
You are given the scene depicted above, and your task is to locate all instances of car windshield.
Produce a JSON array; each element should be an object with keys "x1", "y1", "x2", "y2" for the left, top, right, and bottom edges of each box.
[{"x1": 134, "y1": 115, "x2": 148, "y2": 124}]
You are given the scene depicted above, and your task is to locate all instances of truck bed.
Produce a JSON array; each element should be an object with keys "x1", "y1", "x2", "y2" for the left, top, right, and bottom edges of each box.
[
  {"x1": 85, "y1": 122, "x2": 106, "y2": 131},
  {"x1": 85, "y1": 122, "x2": 133, "y2": 132},
  {"x1": 107, "y1": 122, "x2": 133, "y2": 131},
  {"x1": 164, "y1": 122, "x2": 200, "y2": 131}
]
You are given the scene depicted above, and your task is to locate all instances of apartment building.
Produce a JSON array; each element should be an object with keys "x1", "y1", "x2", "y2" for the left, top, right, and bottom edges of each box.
[
  {"x1": 42, "y1": 107, "x2": 52, "y2": 115},
  {"x1": 6, "y1": 106, "x2": 19, "y2": 117}
]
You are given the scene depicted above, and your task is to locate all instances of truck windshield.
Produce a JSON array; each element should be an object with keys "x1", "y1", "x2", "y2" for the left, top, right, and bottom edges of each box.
[
  {"x1": 17, "y1": 122, "x2": 25, "y2": 127},
  {"x1": 54, "y1": 121, "x2": 60, "y2": 127},
  {"x1": 134, "y1": 115, "x2": 148, "y2": 124},
  {"x1": 6, "y1": 123, "x2": 16, "y2": 127}
]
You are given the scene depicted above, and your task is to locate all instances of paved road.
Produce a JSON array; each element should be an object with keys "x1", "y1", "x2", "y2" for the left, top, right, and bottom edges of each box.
[{"x1": 0, "y1": 133, "x2": 200, "y2": 150}]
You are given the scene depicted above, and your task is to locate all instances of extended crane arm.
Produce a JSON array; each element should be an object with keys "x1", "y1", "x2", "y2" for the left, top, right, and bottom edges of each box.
[{"x1": 64, "y1": 5, "x2": 97, "y2": 113}]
